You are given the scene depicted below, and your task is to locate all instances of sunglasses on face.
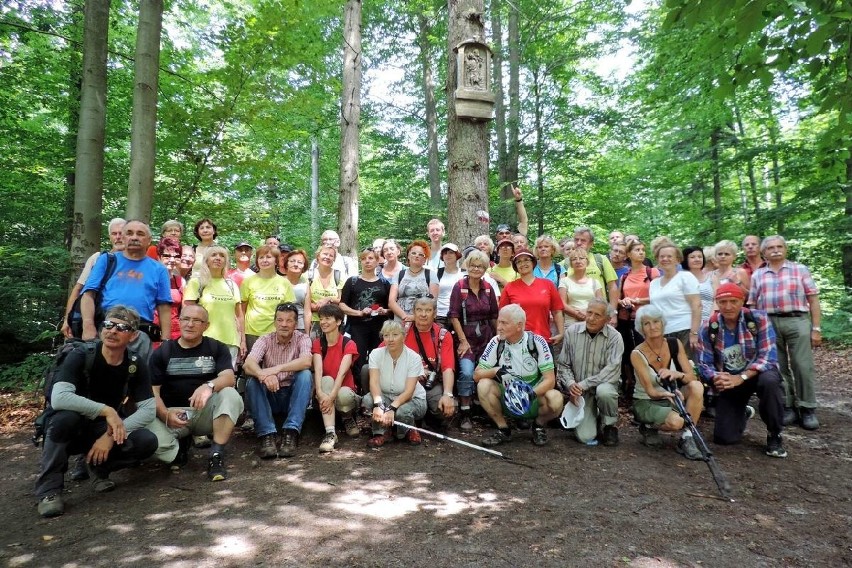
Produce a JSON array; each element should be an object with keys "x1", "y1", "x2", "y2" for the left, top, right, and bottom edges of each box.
[{"x1": 103, "y1": 321, "x2": 135, "y2": 332}]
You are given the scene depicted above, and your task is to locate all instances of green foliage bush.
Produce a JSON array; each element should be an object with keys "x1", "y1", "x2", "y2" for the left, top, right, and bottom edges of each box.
[
  {"x1": 0, "y1": 352, "x2": 51, "y2": 392},
  {"x1": 822, "y1": 295, "x2": 852, "y2": 347}
]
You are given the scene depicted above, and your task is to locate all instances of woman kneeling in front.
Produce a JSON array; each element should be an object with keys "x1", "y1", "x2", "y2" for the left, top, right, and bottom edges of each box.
[{"x1": 362, "y1": 320, "x2": 427, "y2": 447}]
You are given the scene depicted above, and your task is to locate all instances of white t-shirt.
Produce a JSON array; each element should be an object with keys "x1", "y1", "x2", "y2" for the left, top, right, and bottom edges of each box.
[
  {"x1": 437, "y1": 269, "x2": 465, "y2": 317},
  {"x1": 558, "y1": 276, "x2": 602, "y2": 324},
  {"x1": 368, "y1": 346, "x2": 426, "y2": 400},
  {"x1": 649, "y1": 271, "x2": 699, "y2": 334}
]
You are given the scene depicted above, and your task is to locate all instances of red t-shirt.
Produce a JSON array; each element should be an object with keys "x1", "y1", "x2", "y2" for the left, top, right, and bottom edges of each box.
[
  {"x1": 499, "y1": 277, "x2": 564, "y2": 340},
  {"x1": 311, "y1": 335, "x2": 360, "y2": 390},
  {"x1": 402, "y1": 323, "x2": 456, "y2": 374}
]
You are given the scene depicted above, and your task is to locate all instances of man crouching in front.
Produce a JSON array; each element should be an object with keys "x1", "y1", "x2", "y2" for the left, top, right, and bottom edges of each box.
[
  {"x1": 35, "y1": 306, "x2": 157, "y2": 518},
  {"x1": 475, "y1": 304, "x2": 564, "y2": 447}
]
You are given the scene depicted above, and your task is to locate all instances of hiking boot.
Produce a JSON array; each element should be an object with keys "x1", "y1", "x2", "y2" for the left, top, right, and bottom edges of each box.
[
  {"x1": 531, "y1": 426, "x2": 548, "y2": 447},
  {"x1": 279, "y1": 429, "x2": 298, "y2": 458},
  {"x1": 367, "y1": 431, "x2": 393, "y2": 448},
  {"x1": 602, "y1": 425, "x2": 619, "y2": 447},
  {"x1": 207, "y1": 452, "x2": 227, "y2": 482},
  {"x1": 765, "y1": 434, "x2": 788, "y2": 458},
  {"x1": 407, "y1": 428, "x2": 422, "y2": 445},
  {"x1": 38, "y1": 494, "x2": 64, "y2": 518},
  {"x1": 639, "y1": 423, "x2": 663, "y2": 448},
  {"x1": 482, "y1": 428, "x2": 512, "y2": 447},
  {"x1": 745, "y1": 405, "x2": 756, "y2": 421},
  {"x1": 342, "y1": 414, "x2": 360, "y2": 438},
  {"x1": 170, "y1": 436, "x2": 191, "y2": 471},
  {"x1": 193, "y1": 435, "x2": 211, "y2": 449},
  {"x1": 240, "y1": 417, "x2": 255, "y2": 432},
  {"x1": 799, "y1": 408, "x2": 819, "y2": 431},
  {"x1": 459, "y1": 413, "x2": 474, "y2": 432},
  {"x1": 92, "y1": 476, "x2": 116, "y2": 493},
  {"x1": 318, "y1": 432, "x2": 338, "y2": 453},
  {"x1": 782, "y1": 407, "x2": 798, "y2": 427},
  {"x1": 70, "y1": 455, "x2": 90, "y2": 481},
  {"x1": 676, "y1": 434, "x2": 703, "y2": 461},
  {"x1": 258, "y1": 434, "x2": 278, "y2": 459}
]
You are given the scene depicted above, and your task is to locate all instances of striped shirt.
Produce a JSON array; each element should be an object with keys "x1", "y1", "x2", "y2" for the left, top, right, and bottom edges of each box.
[
  {"x1": 247, "y1": 330, "x2": 312, "y2": 387},
  {"x1": 556, "y1": 323, "x2": 623, "y2": 390},
  {"x1": 748, "y1": 261, "x2": 818, "y2": 314}
]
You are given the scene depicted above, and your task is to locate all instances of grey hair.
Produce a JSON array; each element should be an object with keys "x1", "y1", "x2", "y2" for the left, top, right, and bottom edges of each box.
[
  {"x1": 161, "y1": 219, "x2": 184, "y2": 235},
  {"x1": 500, "y1": 303, "x2": 527, "y2": 326},
  {"x1": 587, "y1": 298, "x2": 614, "y2": 317},
  {"x1": 462, "y1": 249, "x2": 491, "y2": 271},
  {"x1": 380, "y1": 319, "x2": 405, "y2": 337},
  {"x1": 108, "y1": 218, "x2": 126, "y2": 232},
  {"x1": 413, "y1": 296, "x2": 437, "y2": 312},
  {"x1": 760, "y1": 235, "x2": 786, "y2": 253},
  {"x1": 104, "y1": 305, "x2": 141, "y2": 331},
  {"x1": 714, "y1": 239, "x2": 738, "y2": 256},
  {"x1": 634, "y1": 304, "x2": 666, "y2": 335},
  {"x1": 573, "y1": 226, "x2": 595, "y2": 242}
]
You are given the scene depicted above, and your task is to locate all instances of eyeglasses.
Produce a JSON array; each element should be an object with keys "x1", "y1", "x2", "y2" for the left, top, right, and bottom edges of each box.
[
  {"x1": 276, "y1": 302, "x2": 300, "y2": 312},
  {"x1": 179, "y1": 317, "x2": 207, "y2": 325},
  {"x1": 103, "y1": 321, "x2": 135, "y2": 332},
  {"x1": 468, "y1": 264, "x2": 486, "y2": 270},
  {"x1": 409, "y1": 251, "x2": 426, "y2": 258},
  {"x1": 161, "y1": 253, "x2": 180, "y2": 259}
]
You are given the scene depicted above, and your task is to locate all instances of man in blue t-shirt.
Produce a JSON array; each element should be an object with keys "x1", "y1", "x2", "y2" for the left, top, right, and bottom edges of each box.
[{"x1": 80, "y1": 220, "x2": 172, "y2": 359}]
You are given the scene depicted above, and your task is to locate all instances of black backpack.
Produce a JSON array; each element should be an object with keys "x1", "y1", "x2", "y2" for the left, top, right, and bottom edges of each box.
[
  {"x1": 66, "y1": 251, "x2": 118, "y2": 338},
  {"x1": 32, "y1": 339, "x2": 98, "y2": 446}
]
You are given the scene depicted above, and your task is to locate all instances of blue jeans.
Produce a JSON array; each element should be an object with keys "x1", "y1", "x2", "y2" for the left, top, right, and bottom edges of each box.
[
  {"x1": 246, "y1": 369, "x2": 312, "y2": 437},
  {"x1": 457, "y1": 358, "x2": 475, "y2": 397}
]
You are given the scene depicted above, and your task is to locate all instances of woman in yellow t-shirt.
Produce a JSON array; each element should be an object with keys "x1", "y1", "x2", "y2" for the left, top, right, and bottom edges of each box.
[
  {"x1": 307, "y1": 245, "x2": 343, "y2": 338},
  {"x1": 241, "y1": 245, "x2": 295, "y2": 352},
  {"x1": 184, "y1": 245, "x2": 245, "y2": 366}
]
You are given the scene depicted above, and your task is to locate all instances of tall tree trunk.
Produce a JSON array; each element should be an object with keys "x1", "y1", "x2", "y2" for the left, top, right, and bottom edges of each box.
[
  {"x1": 532, "y1": 65, "x2": 544, "y2": 236},
  {"x1": 338, "y1": 0, "x2": 362, "y2": 258},
  {"x1": 490, "y1": 0, "x2": 507, "y2": 191},
  {"x1": 710, "y1": 127, "x2": 723, "y2": 241},
  {"x1": 64, "y1": 3, "x2": 83, "y2": 253},
  {"x1": 732, "y1": 95, "x2": 758, "y2": 227},
  {"x1": 70, "y1": 0, "x2": 110, "y2": 279},
  {"x1": 447, "y1": 0, "x2": 490, "y2": 246},
  {"x1": 418, "y1": 12, "x2": 441, "y2": 206},
  {"x1": 126, "y1": 0, "x2": 163, "y2": 223},
  {"x1": 842, "y1": 33, "x2": 852, "y2": 291},
  {"x1": 504, "y1": 1, "x2": 519, "y2": 200}
]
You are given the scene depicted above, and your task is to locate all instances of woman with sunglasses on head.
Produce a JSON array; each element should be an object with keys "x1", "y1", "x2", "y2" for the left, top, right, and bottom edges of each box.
[
  {"x1": 340, "y1": 248, "x2": 392, "y2": 385},
  {"x1": 306, "y1": 245, "x2": 344, "y2": 339},
  {"x1": 154, "y1": 237, "x2": 184, "y2": 342},
  {"x1": 184, "y1": 245, "x2": 245, "y2": 368},
  {"x1": 388, "y1": 240, "x2": 439, "y2": 324},
  {"x1": 279, "y1": 249, "x2": 312, "y2": 333}
]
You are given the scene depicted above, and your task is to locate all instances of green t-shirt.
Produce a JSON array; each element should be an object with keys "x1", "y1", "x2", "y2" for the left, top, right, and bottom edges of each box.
[{"x1": 185, "y1": 277, "x2": 241, "y2": 347}]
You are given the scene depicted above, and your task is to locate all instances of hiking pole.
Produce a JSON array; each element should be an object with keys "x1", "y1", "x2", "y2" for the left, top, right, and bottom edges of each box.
[
  {"x1": 662, "y1": 379, "x2": 734, "y2": 502},
  {"x1": 393, "y1": 421, "x2": 534, "y2": 469}
]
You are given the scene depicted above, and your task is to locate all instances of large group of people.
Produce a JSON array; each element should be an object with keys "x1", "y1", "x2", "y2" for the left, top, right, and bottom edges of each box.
[{"x1": 36, "y1": 193, "x2": 824, "y2": 518}]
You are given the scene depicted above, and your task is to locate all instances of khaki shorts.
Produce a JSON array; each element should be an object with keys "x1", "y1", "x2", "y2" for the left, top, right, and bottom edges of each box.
[{"x1": 633, "y1": 399, "x2": 673, "y2": 426}]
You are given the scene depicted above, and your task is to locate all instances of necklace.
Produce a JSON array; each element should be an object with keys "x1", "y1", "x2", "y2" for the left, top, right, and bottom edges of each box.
[{"x1": 645, "y1": 340, "x2": 666, "y2": 363}]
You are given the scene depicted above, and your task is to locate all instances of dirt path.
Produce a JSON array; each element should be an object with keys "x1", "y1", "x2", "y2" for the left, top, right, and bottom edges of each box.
[{"x1": 1, "y1": 347, "x2": 850, "y2": 567}]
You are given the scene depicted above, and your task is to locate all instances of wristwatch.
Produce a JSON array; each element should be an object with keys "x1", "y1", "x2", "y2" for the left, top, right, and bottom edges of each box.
[
  {"x1": 812, "y1": 326, "x2": 821, "y2": 332},
  {"x1": 739, "y1": 373, "x2": 749, "y2": 382},
  {"x1": 443, "y1": 392, "x2": 454, "y2": 398},
  {"x1": 206, "y1": 381, "x2": 215, "y2": 391}
]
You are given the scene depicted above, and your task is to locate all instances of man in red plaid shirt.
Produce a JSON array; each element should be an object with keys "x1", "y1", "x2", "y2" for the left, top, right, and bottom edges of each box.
[
  {"x1": 748, "y1": 236, "x2": 822, "y2": 430},
  {"x1": 696, "y1": 283, "x2": 787, "y2": 458}
]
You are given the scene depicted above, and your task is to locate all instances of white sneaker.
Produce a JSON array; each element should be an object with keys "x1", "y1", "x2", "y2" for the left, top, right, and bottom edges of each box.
[{"x1": 318, "y1": 432, "x2": 338, "y2": 453}]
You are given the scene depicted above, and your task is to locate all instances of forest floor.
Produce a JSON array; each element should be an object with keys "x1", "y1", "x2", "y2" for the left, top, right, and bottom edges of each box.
[{"x1": 0, "y1": 346, "x2": 850, "y2": 567}]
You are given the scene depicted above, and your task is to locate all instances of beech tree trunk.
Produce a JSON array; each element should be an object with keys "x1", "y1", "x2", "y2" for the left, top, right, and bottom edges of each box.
[
  {"x1": 126, "y1": 0, "x2": 163, "y2": 223},
  {"x1": 447, "y1": 0, "x2": 490, "y2": 247},
  {"x1": 64, "y1": 3, "x2": 83, "y2": 253},
  {"x1": 504, "y1": 2, "x2": 519, "y2": 198},
  {"x1": 490, "y1": 0, "x2": 508, "y2": 192},
  {"x1": 69, "y1": 0, "x2": 110, "y2": 279},
  {"x1": 418, "y1": 12, "x2": 441, "y2": 206},
  {"x1": 338, "y1": 0, "x2": 362, "y2": 257}
]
